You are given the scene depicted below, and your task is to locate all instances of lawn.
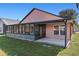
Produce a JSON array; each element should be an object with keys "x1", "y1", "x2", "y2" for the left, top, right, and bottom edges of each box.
[
  {"x1": 58, "y1": 33, "x2": 79, "y2": 56},
  {"x1": 0, "y1": 36, "x2": 63, "y2": 56},
  {"x1": 0, "y1": 33, "x2": 79, "y2": 56}
]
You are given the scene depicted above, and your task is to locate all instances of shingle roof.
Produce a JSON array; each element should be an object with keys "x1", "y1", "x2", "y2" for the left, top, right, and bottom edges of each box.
[
  {"x1": 0, "y1": 18, "x2": 19, "y2": 25},
  {"x1": 20, "y1": 8, "x2": 64, "y2": 24}
]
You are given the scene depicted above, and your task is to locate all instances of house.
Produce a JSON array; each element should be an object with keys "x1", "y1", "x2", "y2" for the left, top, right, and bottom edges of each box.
[
  {"x1": 6, "y1": 8, "x2": 74, "y2": 47},
  {"x1": 0, "y1": 18, "x2": 19, "y2": 34}
]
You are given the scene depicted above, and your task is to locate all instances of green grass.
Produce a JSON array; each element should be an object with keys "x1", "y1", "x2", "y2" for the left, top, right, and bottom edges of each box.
[
  {"x1": 0, "y1": 36, "x2": 63, "y2": 56},
  {"x1": 0, "y1": 33, "x2": 79, "y2": 56},
  {"x1": 58, "y1": 33, "x2": 79, "y2": 56}
]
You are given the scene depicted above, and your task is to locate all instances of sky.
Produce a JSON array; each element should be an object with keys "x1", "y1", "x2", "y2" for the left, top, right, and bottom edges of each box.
[{"x1": 0, "y1": 3, "x2": 79, "y2": 23}]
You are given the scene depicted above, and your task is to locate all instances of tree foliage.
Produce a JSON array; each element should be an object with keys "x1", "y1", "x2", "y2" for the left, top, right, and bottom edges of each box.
[
  {"x1": 59, "y1": 9, "x2": 78, "y2": 25},
  {"x1": 76, "y1": 3, "x2": 79, "y2": 9},
  {"x1": 59, "y1": 9, "x2": 78, "y2": 20}
]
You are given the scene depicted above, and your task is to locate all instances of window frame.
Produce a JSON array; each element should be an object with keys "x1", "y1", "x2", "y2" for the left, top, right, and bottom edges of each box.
[
  {"x1": 54, "y1": 25, "x2": 65, "y2": 35},
  {"x1": 54, "y1": 25, "x2": 59, "y2": 35},
  {"x1": 60, "y1": 25, "x2": 65, "y2": 35},
  {"x1": 26, "y1": 24, "x2": 30, "y2": 35},
  {"x1": 29, "y1": 24, "x2": 34, "y2": 35}
]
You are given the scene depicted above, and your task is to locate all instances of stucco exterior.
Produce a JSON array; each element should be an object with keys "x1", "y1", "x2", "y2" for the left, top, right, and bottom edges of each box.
[
  {"x1": 66, "y1": 21, "x2": 73, "y2": 41},
  {"x1": 46, "y1": 21, "x2": 72, "y2": 41},
  {"x1": 21, "y1": 8, "x2": 63, "y2": 23},
  {"x1": 46, "y1": 22, "x2": 65, "y2": 40}
]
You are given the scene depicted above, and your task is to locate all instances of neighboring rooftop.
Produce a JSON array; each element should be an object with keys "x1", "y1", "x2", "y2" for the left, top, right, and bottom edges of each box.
[{"x1": 0, "y1": 18, "x2": 19, "y2": 25}]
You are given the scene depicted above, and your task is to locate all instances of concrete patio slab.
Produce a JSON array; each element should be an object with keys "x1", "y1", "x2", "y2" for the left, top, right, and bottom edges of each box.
[{"x1": 35, "y1": 38, "x2": 65, "y2": 47}]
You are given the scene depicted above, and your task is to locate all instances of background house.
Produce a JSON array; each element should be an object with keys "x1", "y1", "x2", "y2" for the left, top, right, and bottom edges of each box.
[{"x1": 0, "y1": 18, "x2": 19, "y2": 34}]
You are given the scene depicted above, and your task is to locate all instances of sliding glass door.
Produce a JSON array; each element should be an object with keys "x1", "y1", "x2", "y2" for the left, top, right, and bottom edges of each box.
[{"x1": 35, "y1": 24, "x2": 46, "y2": 39}]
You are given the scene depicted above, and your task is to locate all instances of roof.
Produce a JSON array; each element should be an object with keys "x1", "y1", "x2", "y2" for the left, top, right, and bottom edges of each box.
[
  {"x1": 20, "y1": 8, "x2": 64, "y2": 24},
  {"x1": 0, "y1": 18, "x2": 19, "y2": 25}
]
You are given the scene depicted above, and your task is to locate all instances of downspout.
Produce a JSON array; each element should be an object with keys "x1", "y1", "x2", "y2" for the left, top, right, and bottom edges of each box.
[{"x1": 64, "y1": 19, "x2": 67, "y2": 48}]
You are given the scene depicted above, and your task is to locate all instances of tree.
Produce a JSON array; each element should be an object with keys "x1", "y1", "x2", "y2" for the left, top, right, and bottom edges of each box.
[
  {"x1": 76, "y1": 3, "x2": 79, "y2": 9},
  {"x1": 76, "y1": 3, "x2": 79, "y2": 27},
  {"x1": 59, "y1": 9, "x2": 78, "y2": 25}
]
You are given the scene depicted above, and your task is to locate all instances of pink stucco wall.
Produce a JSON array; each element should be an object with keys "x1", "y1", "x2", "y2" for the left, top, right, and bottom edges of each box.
[
  {"x1": 46, "y1": 22, "x2": 72, "y2": 40},
  {"x1": 66, "y1": 22, "x2": 72, "y2": 40},
  {"x1": 46, "y1": 22, "x2": 65, "y2": 40},
  {"x1": 21, "y1": 9, "x2": 63, "y2": 23}
]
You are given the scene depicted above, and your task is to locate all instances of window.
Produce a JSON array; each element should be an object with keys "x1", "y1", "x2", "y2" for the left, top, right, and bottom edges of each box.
[
  {"x1": 14, "y1": 25, "x2": 18, "y2": 34},
  {"x1": 6, "y1": 26, "x2": 8, "y2": 32},
  {"x1": 30, "y1": 24, "x2": 34, "y2": 35},
  {"x1": 14, "y1": 25, "x2": 15, "y2": 33},
  {"x1": 26, "y1": 24, "x2": 30, "y2": 34},
  {"x1": 7, "y1": 25, "x2": 12, "y2": 33},
  {"x1": 19, "y1": 25, "x2": 21, "y2": 34},
  {"x1": 60, "y1": 25, "x2": 65, "y2": 35},
  {"x1": 11, "y1": 25, "x2": 14, "y2": 33},
  {"x1": 7, "y1": 26, "x2": 10, "y2": 33},
  {"x1": 21, "y1": 25, "x2": 23, "y2": 34},
  {"x1": 22, "y1": 24, "x2": 26, "y2": 34},
  {"x1": 16, "y1": 25, "x2": 18, "y2": 34},
  {"x1": 17, "y1": 25, "x2": 19, "y2": 34},
  {"x1": 34, "y1": 25, "x2": 39, "y2": 36},
  {"x1": 0, "y1": 27, "x2": 2, "y2": 32},
  {"x1": 9, "y1": 26, "x2": 12, "y2": 33},
  {"x1": 54, "y1": 26, "x2": 59, "y2": 35},
  {"x1": 8, "y1": 26, "x2": 10, "y2": 33},
  {"x1": 54, "y1": 25, "x2": 65, "y2": 35}
]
